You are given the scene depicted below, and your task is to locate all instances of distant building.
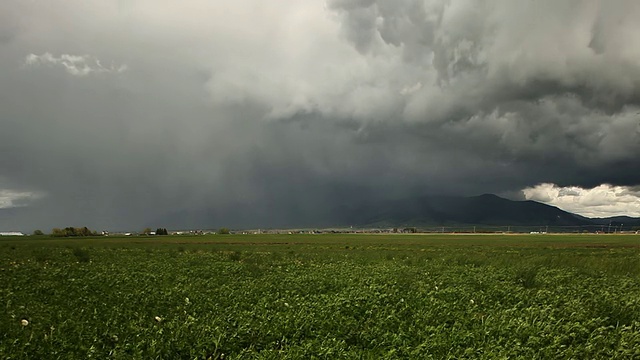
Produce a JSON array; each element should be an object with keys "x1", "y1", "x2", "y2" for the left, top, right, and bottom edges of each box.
[{"x1": 0, "y1": 232, "x2": 25, "y2": 236}]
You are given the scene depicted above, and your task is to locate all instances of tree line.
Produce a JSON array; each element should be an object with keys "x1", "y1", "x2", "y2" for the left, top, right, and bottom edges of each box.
[
  {"x1": 33, "y1": 226, "x2": 226, "y2": 236},
  {"x1": 50, "y1": 227, "x2": 98, "y2": 237}
]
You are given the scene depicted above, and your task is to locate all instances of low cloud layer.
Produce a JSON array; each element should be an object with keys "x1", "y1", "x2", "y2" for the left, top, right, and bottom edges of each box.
[
  {"x1": 523, "y1": 183, "x2": 640, "y2": 218},
  {"x1": 24, "y1": 53, "x2": 127, "y2": 76},
  {"x1": 1, "y1": 1, "x2": 639, "y2": 230},
  {"x1": 0, "y1": 189, "x2": 42, "y2": 209}
]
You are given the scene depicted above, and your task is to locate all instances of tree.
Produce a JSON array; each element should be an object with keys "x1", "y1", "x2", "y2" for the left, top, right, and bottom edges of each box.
[
  {"x1": 155, "y1": 228, "x2": 168, "y2": 235},
  {"x1": 142, "y1": 227, "x2": 152, "y2": 235},
  {"x1": 50, "y1": 226, "x2": 97, "y2": 237},
  {"x1": 78, "y1": 227, "x2": 93, "y2": 236},
  {"x1": 33, "y1": 230, "x2": 44, "y2": 236},
  {"x1": 218, "y1": 227, "x2": 230, "y2": 235}
]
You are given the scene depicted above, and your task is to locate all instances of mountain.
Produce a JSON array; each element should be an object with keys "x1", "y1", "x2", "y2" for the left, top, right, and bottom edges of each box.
[
  {"x1": 590, "y1": 216, "x2": 640, "y2": 227},
  {"x1": 338, "y1": 194, "x2": 594, "y2": 228},
  {"x1": 150, "y1": 194, "x2": 640, "y2": 231}
]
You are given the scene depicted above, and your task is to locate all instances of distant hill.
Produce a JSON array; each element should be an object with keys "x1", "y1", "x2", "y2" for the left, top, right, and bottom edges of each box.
[
  {"x1": 151, "y1": 194, "x2": 640, "y2": 232},
  {"x1": 590, "y1": 216, "x2": 640, "y2": 227},
  {"x1": 338, "y1": 194, "x2": 594, "y2": 228}
]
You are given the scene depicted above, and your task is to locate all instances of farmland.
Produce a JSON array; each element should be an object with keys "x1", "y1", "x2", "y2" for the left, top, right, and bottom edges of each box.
[{"x1": 1, "y1": 234, "x2": 639, "y2": 359}]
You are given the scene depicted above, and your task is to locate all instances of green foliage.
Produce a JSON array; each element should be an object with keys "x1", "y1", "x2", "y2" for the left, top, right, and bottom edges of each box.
[
  {"x1": 31, "y1": 249, "x2": 52, "y2": 263},
  {"x1": 514, "y1": 266, "x2": 539, "y2": 288},
  {"x1": 50, "y1": 226, "x2": 96, "y2": 237},
  {"x1": 218, "y1": 227, "x2": 230, "y2": 234},
  {"x1": 156, "y1": 228, "x2": 169, "y2": 235},
  {"x1": 0, "y1": 234, "x2": 638, "y2": 358},
  {"x1": 71, "y1": 247, "x2": 91, "y2": 263},
  {"x1": 32, "y1": 229, "x2": 44, "y2": 236}
]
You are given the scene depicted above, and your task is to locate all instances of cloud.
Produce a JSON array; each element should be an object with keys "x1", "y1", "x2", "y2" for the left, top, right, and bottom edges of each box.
[
  {"x1": 0, "y1": 0, "x2": 639, "y2": 230},
  {"x1": 24, "y1": 53, "x2": 127, "y2": 76},
  {"x1": 0, "y1": 189, "x2": 43, "y2": 209},
  {"x1": 202, "y1": 0, "x2": 640, "y2": 174},
  {"x1": 523, "y1": 183, "x2": 640, "y2": 218}
]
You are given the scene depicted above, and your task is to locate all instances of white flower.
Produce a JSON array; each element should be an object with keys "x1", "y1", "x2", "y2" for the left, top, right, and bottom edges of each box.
[
  {"x1": 21, "y1": 319, "x2": 29, "y2": 326},
  {"x1": 154, "y1": 316, "x2": 162, "y2": 322}
]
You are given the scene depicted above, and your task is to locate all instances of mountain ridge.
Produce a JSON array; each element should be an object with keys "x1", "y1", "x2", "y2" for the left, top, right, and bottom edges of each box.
[
  {"x1": 340, "y1": 193, "x2": 593, "y2": 227},
  {"x1": 151, "y1": 193, "x2": 640, "y2": 231}
]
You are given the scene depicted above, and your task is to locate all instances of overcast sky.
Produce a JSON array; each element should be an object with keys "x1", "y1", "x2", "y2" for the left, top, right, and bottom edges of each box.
[{"x1": 1, "y1": 0, "x2": 640, "y2": 231}]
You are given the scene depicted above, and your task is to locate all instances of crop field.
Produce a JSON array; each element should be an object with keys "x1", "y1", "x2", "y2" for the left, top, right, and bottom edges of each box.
[{"x1": 1, "y1": 234, "x2": 639, "y2": 359}]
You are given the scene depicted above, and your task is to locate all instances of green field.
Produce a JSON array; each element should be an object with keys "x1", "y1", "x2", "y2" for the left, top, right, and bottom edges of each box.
[{"x1": 1, "y1": 234, "x2": 639, "y2": 359}]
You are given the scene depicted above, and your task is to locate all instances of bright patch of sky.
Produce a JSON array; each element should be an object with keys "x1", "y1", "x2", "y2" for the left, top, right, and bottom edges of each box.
[
  {"x1": 0, "y1": 189, "x2": 43, "y2": 209},
  {"x1": 523, "y1": 183, "x2": 640, "y2": 218},
  {"x1": 24, "y1": 53, "x2": 127, "y2": 76}
]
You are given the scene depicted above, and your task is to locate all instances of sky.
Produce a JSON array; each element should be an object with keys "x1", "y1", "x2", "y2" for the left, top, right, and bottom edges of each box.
[{"x1": 1, "y1": 0, "x2": 640, "y2": 231}]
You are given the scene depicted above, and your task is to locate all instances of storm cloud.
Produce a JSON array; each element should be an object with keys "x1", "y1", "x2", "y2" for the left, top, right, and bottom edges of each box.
[{"x1": 1, "y1": 0, "x2": 639, "y2": 230}]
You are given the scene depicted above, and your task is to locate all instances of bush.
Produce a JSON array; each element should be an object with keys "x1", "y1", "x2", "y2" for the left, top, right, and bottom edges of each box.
[
  {"x1": 514, "y1": 266, "x2": 538, "y2": 288},
  {"x1": 33, "y1": 250, "x2": 52, "y2": 263},
  {"x1": 72, "y1": 248, "x2": 91, "y2": 263},
  {"x1": 51, "y1": 227, "x2": 96, "y2": 237}
]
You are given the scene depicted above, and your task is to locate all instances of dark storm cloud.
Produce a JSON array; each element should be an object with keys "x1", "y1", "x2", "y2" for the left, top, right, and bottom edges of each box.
[
  {"x1": 1, "y1": 0, "x2": 640, "y2": 230},
  {"x1": 329, "y1": 0, "x2": 640, "y2": 175}
]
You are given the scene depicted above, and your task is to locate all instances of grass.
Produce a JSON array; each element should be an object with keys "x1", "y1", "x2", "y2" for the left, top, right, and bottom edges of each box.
[{"x1": 0, "y1": 234, "x2": 638, "y2": 359}]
